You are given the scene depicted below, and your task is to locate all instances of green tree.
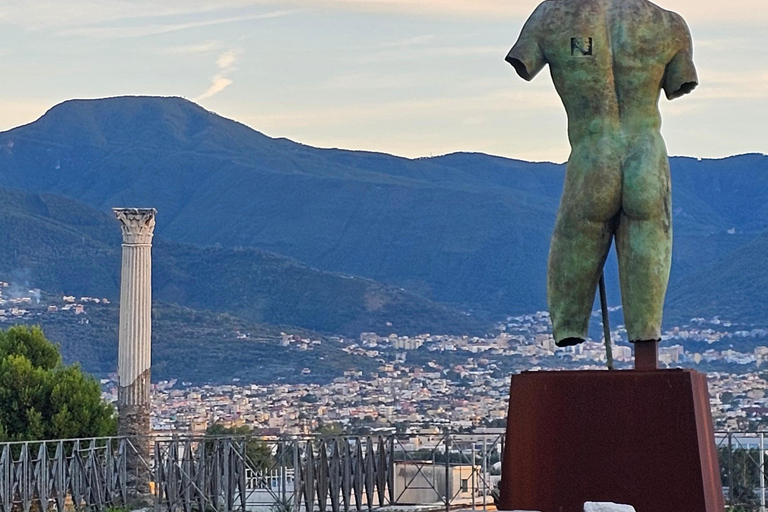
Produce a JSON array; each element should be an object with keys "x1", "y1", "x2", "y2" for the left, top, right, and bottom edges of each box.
[
  {"x1": 205, "y1": 423, "x2": 274, "y2": 472},
  {"x1": 0, "y1": 326, "x2": 116, "y2": 441},
  {"x1": 315, "y1": 421, "x2": 343, "y2": 435},
  {"x1": 719, "y1": 446, "x2": 761, "y2": 510},
  {"x1": 300, "y1": 393, "x2": 318, "y2": 404}
]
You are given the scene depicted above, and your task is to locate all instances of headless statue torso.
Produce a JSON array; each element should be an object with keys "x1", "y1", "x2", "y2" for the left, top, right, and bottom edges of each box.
[{"x1": 506, "y1": 0, "x2": 698, "y2": 347}]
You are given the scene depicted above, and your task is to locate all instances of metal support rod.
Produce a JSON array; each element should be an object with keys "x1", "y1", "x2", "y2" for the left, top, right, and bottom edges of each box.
[
  {"x1": 281, "y1": 439, "x2": 287, "y2": 507},
  {"x1": 599, "y1": 273, "x2": 614, "y2": 370},
  {"x1": 482, "y1": 437, "x2": 487, "y2": 511},
  {"x1": 444, "y1": 433, "x2": 450, "y2": 512},
  {"x1": 432, "y1": 445, "x2": 436, "y2": 493},
  {"x1": 728, "y1": 433, "x2": 734, "y2": 505},
  {"x1": 293, "y1": 440, "x2": 301, "y2": 512},
  {"x1": 761, "y1": 433, "x2": 766, "y2": 512},
  {"x1": 471, "y1": 442, "x2": 476, "y2": 511}
]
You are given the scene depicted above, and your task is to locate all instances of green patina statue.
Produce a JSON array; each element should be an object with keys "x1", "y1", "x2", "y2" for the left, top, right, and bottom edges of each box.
[{"x1": 506, "y1": 0, "x2": 698, "y2": 347}]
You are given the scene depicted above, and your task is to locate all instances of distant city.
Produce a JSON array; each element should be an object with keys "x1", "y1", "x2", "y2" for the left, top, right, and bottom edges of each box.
[{"x1": 2, "y1": 280, "x2": 767, "y2": 433}]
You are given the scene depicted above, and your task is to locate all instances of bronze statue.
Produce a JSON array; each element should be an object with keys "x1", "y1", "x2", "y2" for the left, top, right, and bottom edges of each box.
[{"x1": 506, "y1": 0, "x2": 698, "y2": 347}]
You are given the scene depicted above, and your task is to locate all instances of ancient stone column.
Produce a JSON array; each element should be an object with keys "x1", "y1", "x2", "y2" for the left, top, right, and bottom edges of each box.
[{"x1": 113, "y1": 207, "x2": 156, "y2": 500}]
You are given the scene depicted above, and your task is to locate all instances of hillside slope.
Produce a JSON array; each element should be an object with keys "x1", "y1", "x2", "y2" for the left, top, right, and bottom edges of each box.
[
  {"x1": 0, "y1": 188, "x2": 483, "y2": 336},
  {"x1": 667, "y1": 230, "x2": 768, "y2": 323},
  {"x1": 0, "y1": 96, "x2": 766, "y2": 318}
]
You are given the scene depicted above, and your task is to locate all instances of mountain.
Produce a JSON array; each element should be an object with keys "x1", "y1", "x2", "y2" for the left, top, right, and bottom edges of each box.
[
  {"x1": 0, "y1": 96, "x2": 766, "y2": 322},
  {"x1": 667, "y1": 230, "x2": 768, "y2": 323},
  {"x1": 0, "y1": 286, "x2": 379, "y2": 384},
  {"x1": 33, "y1": 299, "x2": 380, "y2": 384},
  {"x1": 0, "y1": 187, "x2": 483, "y2": 336}
]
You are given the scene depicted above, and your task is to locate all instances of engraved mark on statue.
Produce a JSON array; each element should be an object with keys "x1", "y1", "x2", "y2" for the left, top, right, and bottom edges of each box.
[{"x1": 571, "y1": 37, "x2": 593, "y2": 56}]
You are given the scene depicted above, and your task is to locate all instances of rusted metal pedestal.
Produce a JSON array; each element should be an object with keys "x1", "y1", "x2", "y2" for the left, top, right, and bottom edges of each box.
[{"x1": 499, "y1": 369, "x2": 724, "y2": 512}]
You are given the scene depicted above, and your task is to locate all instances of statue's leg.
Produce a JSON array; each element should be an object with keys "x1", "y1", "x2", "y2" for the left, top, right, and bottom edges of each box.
[
  {"x1": 616, "y1": 134, "x2": 672, "y2": 342},
  {"x1": 549, "y1": 142, "x2": 621, "y2": 347}
]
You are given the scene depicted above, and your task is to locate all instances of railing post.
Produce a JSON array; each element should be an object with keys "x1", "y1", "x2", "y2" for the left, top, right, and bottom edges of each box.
[
  {"x1": 432, "y1": 443, "x2": 436, "y2": 494},
  {"x1": 444, "y1": 432, "x2": 450, "y2": 512},
  {"x1": 388, "y1": 436, "x2": 395, "y2": 506},
  {"x1": 471, "y1": 441, "x2": 476, "y2": 511},
  {"x1": 21, "y1": 442, "x2": 30, "y2": 512},
  {"x1": 482, "y1": 437, "x2": 487, "y2": 511},
  {"x1": 293, "y1": 439, "x2": 301, "y2": 512},
  {"x1": 761, "y1": 433, "x2": 766, "y2": 512},
  {"x1": 153, "y1": 440, "x2": 162, "y2": 512},
  {"x1": 728, "y1": 432, "x2": 734, "y2": 506},
  {"x1": 281, "y1": 439, "x2": 287, "y2": 508}
]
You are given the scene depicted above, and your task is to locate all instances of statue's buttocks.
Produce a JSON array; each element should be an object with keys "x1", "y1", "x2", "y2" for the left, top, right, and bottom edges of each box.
[{"x1": 506, "y1": 0, "x2": 697, "y2": 346}]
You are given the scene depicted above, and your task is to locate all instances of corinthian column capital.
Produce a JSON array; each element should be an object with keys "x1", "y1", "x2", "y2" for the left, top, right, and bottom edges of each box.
[{"x1": 113, "y1": 208, "x2": 157, "y2": 245}]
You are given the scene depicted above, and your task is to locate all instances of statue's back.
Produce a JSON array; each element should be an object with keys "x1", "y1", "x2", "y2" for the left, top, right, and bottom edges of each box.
[
  {"x1": 507, "y1": 0, "x2": 697, "y2": 140},
  {"x1": 504, "y1": 0, "x2": 698, "y2": 349}
]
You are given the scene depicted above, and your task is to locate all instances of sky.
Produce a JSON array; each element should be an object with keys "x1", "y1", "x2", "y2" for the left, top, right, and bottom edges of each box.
[{"x1": 0, "y1": 0, "x2": 766, "y2": 162}]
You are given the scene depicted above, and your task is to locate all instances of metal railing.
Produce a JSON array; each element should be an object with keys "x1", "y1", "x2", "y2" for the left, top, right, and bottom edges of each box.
[
  {"x1": 153, "y1": 432, "x2": 504, "y2": 512},
  {"x1": 716, "y1": 432, "x2": 768, "y2": 512},
  {"x1": 0, "y1": 437, "x2": 134, "y2": 512},
  {"x1": 5, "y1": 431, "x2": 768, "y2": 511},
  {"x1": 0, "y1": 432, "x2": 504, "y2": 512}
]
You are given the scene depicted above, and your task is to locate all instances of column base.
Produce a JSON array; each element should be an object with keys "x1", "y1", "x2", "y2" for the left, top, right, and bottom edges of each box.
[{"x1": 118, "y1": 374, "x2": 152, "y2": 499}]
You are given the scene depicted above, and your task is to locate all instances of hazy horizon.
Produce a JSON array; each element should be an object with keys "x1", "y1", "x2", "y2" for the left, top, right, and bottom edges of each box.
[{"x1": 1, "y1": 0, "x2": 766, "y2": 162}]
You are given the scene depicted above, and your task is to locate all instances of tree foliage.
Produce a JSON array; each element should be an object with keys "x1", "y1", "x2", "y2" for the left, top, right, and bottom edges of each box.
[
  {"x1": 0, "y1": 326, "x2": 116, "y2": 441},
  {"x1": 205, "y1": 423, "x2": 275, "y2": 472},
  {"x1": 315, "y1": 421, "x2": 343, "y2": 435},
  {"x1": 719, "y1": 446, "x2": 762, "y2": 510}
]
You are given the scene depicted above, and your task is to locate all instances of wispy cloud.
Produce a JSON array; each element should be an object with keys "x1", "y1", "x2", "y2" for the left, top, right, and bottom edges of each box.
[
  {"x1": 323, "y1": 72, "x2": 432, "y2": 90},
  {"x1": 246, "y1": 87, "x2": 561, "y2": 129},
  {"x1": 60, "y1": 10, "x2": 300, "y2": 39},
  {"x1": 269, "y1": 0, "x2": 768, "y2": 23},
  {"x1": 361, "y1": 44, "x2": 499, "y2": 64},
  {"x1": 694, "y1": 71, "x2": 768, "y2": 101},
  {"x1": 195, "y1": 76, "x2": 234, "y2": 101},
  {"x1": 195, "y1": 49, "x2": 241, "y2": 101},
  {"x1": 217, "y1": 51, "x2": 238, "y2": 69},
  {"x1": 379, "y1": 35, "x2": 435, "y2": 48},
  {"x1": 158, "y1": 40, "x2": 223, "y2": 56},
  {"x1": 0, "y1": 1, "x2": 303, "y2": 31},
  {"x1": 1, "y1": 0, "x2": 765, "y2": 34}
]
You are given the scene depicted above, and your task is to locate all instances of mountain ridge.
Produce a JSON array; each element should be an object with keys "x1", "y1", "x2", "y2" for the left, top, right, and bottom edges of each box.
[
  {"x1": 0, "y1": 186, "x2": 483, "y2": 336},
  {"x1": 1, "y1": 96, "x2": 767, "y2": 324}
]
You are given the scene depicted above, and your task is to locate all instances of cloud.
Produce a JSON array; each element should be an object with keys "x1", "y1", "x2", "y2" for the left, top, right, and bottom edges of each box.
[
  {"x1": 1, "y1": 0, "x2": 763, "y2": 36},
  {"x1": 0, "y1": 1, "x2": 302, "y2": 31},
  {"x1": 237, "y1": 87, "x2": 567, "y2": 160},
  {"x1": 59, "y1": 10, "x2": 300, "y2": 39},
  {"x1": 245, "y1": 87, "x2": 561, "y2": 129},
  {"x1": 361, "y1": 44, "x2": 500, "y2": 64},
  {"x1": 693, "y1": 71, "x2": 768, "y2": 101},
  {"x1": 158, "y1": 41, "x2": 223, "y2": 56},
  {"x1": 257, "y1": 0, "x2": 768, "y2": 23},
  {"x1": 195, "y1": 49, "x2": 241, "y2": 101},
  {"x1": 379, "y1": 35, "x2": 436, "y2": 48},
  {"x1": 217, "y1": 51, "x2": 238, "y2": 69},
  {"x1": 195, "y1": 76, "x2": 235, "y2": 101}
]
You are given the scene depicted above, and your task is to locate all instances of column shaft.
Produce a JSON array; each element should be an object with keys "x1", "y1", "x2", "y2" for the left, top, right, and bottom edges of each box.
[
  {"x1": 113, "y1": 207, "x2": 156, "y2": 504},
  {"x1": 118, "y1": 243, "x2": 152, "y2": 407}
]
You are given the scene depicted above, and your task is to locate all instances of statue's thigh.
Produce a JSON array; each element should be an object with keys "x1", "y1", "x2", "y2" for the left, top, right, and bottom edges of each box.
[
  {"x1": 562, "y1": 140, "x2": 622, "y2": 223},
  {"x1": 621, "y1": 135, "x2": 671, "y2": 221}
]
